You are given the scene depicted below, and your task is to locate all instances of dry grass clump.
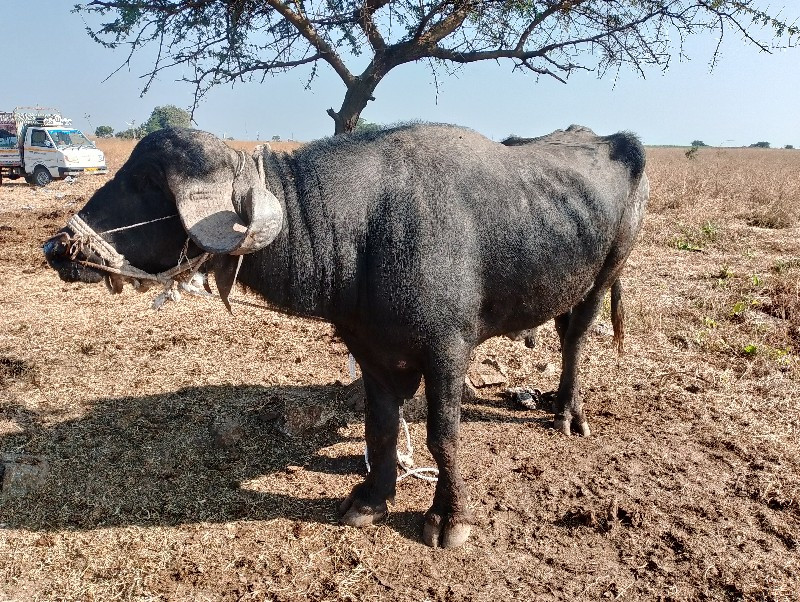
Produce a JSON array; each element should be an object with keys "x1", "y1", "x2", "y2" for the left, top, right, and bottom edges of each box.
[
  {"x1": 762, "y1": 267, "x2": 800, "y2": 339},
  {"x1": 0, "y1": 357, "x2": 38, "y2": 387},
  {"x1": 745, "y1": 191, "x2": 800, "y2": 229}
]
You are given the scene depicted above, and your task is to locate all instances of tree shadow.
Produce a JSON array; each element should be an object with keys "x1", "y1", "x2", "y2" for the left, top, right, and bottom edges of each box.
[{"x1": 0, "y1": 384, "x2": 366, "y2": 532}]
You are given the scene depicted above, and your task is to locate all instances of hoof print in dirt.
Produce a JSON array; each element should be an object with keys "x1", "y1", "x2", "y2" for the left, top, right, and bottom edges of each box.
[{"x1": 562, "y1": 499, "x2": 644, "y2": 533}]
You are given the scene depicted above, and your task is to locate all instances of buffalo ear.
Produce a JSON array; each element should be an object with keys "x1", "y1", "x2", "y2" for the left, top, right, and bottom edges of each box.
[
  {"x1": 169, "y1": 144, "x2": 284, "y2": 255},
  {"x1": 211, "y1": 255, "x2": 243, "y2": 313}
]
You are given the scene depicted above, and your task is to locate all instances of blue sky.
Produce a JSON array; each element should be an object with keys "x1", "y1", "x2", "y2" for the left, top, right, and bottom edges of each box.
[{"x1": 5, "y1": 0, "x2": 799, "y2": 146}]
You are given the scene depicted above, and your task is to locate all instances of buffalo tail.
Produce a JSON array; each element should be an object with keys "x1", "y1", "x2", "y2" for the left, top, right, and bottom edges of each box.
[{"x1": 611, "y1": 278, "x2": 625, "y2": 355}]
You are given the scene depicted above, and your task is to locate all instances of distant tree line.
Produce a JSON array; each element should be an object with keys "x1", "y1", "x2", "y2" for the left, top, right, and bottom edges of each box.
[
  {"x1": 93, "y1": 105, "x2": 192, "y2": 140},
  {"x1": 747, "y1": 142, "x2": 796, "y2": 149},
  {"x1": 688, "y1": 140, "x2": 796, "y2": 150},
  {"x1": 93, "y1": 110, "x2": 382, "y2": 142}
]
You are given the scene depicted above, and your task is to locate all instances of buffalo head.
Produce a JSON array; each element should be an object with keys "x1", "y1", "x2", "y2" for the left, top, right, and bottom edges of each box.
[{"x1": 43, "y1": 128, "x2": 284, "y2": 296}]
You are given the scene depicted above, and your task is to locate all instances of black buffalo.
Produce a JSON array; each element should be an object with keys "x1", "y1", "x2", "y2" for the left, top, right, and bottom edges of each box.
[{"x1": 43, "y1": 123, "x2": 648, "y2": 548}]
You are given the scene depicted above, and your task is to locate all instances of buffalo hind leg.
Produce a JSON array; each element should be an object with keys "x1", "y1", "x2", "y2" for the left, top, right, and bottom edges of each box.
[
  {"x1": 422, "y1": 349, "x2": 473, "y2": 548},
  {"x1": 554, "y1": 310, "x2": 571, "y2": 350},
  {"x1": 553, "y1": 290, "x2": 606, "y2": 437},
  {"x1": 339, "y1": 371, "x2": 405, "y2": 527}
]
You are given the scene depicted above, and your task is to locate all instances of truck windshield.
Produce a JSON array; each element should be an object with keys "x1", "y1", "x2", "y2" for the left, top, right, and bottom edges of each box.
[
  {"x1": 49, "y1": 129, "x2": 95, "y2": 148},
  {"x1": 0, "y1": 128, "x2": 16, "y2": 149}
]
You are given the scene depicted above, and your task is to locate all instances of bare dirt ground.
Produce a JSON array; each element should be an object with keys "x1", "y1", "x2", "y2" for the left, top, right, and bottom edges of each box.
[{"x1": 1, "y1": 138, "x2": 799, "y2": 601}]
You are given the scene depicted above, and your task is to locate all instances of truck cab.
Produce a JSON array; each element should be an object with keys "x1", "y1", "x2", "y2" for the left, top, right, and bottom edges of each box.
[
  {"x1": 23, "y1": 125, "x2": 107, "y2": 185},
  {"x1": 0, "y1": 123, "x2": 20, "y2": 179}
]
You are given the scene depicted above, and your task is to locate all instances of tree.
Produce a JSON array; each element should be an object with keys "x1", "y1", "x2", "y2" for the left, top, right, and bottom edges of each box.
[
  {"x1": 749, "y1": 141, "x2": 771, "y2": 148},
  {"x1": 116, "y1": 127, "x2": 144, "y2": 139},
  {"x1": 142, "y1": 105, "x2": 192, "y2": 135},
  {"x1": 78, "y1": 1, "x2": 798, "y2": 134},
  {"x1": 354, "y1": 118, "x2": 382, "y2": 133},
  {"x1": 95, "y1": 125, "x2": 114, "y2": 138},
  {"x1": 785, "y1": 145, "x2": 795, "y2": 149},
  {"x1": 691, "y1": 140, "x2": 708, "y2": 147}
]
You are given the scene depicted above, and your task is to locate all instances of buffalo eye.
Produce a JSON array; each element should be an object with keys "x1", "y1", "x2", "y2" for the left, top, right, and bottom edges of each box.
[{"x1": 130, "y1": 171, "x2": 153, "y2": 193}]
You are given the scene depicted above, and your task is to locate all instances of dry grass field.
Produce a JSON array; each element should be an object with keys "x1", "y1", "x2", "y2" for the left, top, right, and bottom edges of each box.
[{"x1": 1, "y1": 136, "x2": 799, "y2": 601}]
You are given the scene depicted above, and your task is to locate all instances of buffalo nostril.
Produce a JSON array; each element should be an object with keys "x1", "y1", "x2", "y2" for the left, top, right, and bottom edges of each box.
[
  {"x1": 43, "y1": 240, "x2": 59, "y2": 257},
  {"x1": 43, "y1": 234, "x2": 69, "y2": 259}
]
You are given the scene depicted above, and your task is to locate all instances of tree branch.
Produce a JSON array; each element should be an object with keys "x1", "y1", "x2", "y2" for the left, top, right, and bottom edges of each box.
[
  {"x1": 261, "y1": 0, "x2": 355, "y2": 86},
  {"x1": 354, "y1": 0, "x2": 390, "y2": 52}
]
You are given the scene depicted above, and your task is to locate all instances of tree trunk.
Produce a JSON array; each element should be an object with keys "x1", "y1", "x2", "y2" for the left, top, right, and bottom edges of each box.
[{"x1": 327, "y1": 75, "x2": 381, "y2": 134}]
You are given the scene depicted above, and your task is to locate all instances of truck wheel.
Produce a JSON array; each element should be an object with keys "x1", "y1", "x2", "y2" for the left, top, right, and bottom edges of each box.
[{"x1": 32, "y1": 166, "x2": 52, "y2": 187}]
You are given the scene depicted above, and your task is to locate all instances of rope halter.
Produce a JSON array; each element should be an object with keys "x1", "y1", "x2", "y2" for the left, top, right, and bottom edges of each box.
[{"x1": 53, "y1": 214, "x2": 212, "y2": 308}]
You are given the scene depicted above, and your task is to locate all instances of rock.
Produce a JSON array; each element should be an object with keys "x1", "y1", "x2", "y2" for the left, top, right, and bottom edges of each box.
[
  {"x1": 504, "y1": 387, "x2": 544, "y2": 410},
  {"x1": 508, "y1": 328, "x2": 538, "y2": 348},
  {"x1": 403, "y1": 389, "x2": 428, "y2": 422},
  {"x1": 592, "y1": 322, "x2": 614, "y2": 337},
  {"x1": 279, "y1": 400, "x2": 335, "y2": 437},
  {"x1": 462, "y1": 379, "x2": 478, "y2": 403},
  {"x1": 210, "y1": 414, "x2": 244, "y2": 449},
  {"x1": 468, "y1": 358, "x2": 508, "y2": 388},
  {"x1": 0, "y1": 455, "x2": 48, "y2": 499},
  {"x1": 338, "y1": 378, "x2": 366, "y2": 413}
]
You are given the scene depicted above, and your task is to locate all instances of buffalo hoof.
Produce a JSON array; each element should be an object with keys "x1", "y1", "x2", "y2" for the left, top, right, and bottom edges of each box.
[
  {"x1": 553, "y1": 415, "x2": 591, "y2": 437},
  {"x1": 422, "y1": 510, "x2": 472, "y2": 549},
  {"x1": 338, "y1": 491, "x2": 389, "y2": 528}
]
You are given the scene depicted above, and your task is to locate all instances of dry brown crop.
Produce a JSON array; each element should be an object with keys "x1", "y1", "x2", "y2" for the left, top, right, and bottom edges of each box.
[{"x1": 1, "y1": 141, "x2": 799, "y2": 601}]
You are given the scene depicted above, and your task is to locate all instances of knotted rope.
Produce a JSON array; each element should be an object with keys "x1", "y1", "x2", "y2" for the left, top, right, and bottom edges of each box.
[{"x1": 59, "y1": 214, "x2": 212, "y2": 308}]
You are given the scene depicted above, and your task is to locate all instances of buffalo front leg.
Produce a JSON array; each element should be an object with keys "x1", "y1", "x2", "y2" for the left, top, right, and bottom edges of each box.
[
  {"x1": 422, "y1": 354, "x2": 473, "y2": 548},
  {"x1": 339, "y1": 371, "x2": 402, "y2": 527},
  {"x1": 553, "y1": 289, "x2": 607, "y2": 437}
]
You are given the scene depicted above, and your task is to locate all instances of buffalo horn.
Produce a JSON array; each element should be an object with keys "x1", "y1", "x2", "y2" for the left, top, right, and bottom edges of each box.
[{"x1": 171, "y1": 147, "x2": 284, "y2": 255}]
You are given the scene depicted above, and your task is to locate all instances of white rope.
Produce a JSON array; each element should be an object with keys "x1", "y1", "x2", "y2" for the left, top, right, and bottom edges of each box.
[
  {"x1": 363, "y1": 406, "x2": 439, "y2": 484},
  {"x1": 396, "y1": 412, "x2": 439, "y2": 483},
  {"x1": 97, "y1": 214, "x2": 178, "y2": 235},
  {"x1": 66, "y1": 214, "x2": 125, "y2": 268}
]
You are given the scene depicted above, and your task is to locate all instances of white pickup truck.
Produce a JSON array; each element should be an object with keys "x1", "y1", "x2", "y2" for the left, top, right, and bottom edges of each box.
[{"x1": 0, "y1": 107, "x2": 107, "y2": 186}]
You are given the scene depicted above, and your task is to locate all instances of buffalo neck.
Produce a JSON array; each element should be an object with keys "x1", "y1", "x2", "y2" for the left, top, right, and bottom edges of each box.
[{"x1": 235, "y1": 150, "x2": 361, "y2": 322}]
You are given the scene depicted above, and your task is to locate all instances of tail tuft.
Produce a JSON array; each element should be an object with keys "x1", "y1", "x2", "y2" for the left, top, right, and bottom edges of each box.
[{"x1": 605, "y1": 132, "x2": 646, "y2": 182}]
